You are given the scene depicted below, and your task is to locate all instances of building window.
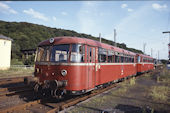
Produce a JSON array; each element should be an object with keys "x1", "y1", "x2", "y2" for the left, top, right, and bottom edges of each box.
[{"x1": 4, "y1": 41, "x2": 6, "y2": 46}]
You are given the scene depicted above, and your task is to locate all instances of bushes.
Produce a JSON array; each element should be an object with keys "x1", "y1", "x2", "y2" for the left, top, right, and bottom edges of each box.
[
  {"x1": 11, "y1": 59, "x2": 23, "y2": 65},
  {"x1": 11, "y1": 55, "x2": 35, "y2": 65},
  {"x1": 150, "y1": 86, "x2": 169, "y2": 102},
  {"x1": 23, "y1": 55, "x2": 35, "y2": 65}
]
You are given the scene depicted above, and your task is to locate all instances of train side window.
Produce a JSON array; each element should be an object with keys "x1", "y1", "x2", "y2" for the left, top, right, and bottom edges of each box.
[
  {"x1": 143, "y1": 58, "x2": 145, "y2": 62},
  {"x1": 108, "y1": 50, "x2": 114, "y2": 63},
  {"x1": 127, "y1": 55, "x2": 129, "y2": 62},
  {"x1": 70, "y1": 44, "x2": 85, "y2": 63},
  {"x1": 98, "y1": 48, "x2": 107, "y2": 63},
  {"x1": 138, "y1": 56, "x2": 141, "y2": 63},
  {"x1": 121, "y1": 56, "x2": 124, "y2": 63},
  {"x1": 115, "y1": 55, "x2": 120, "y2": 63},
  {"x1": 36, "y1": 47, "x2": 45, "y2": 62},
  {"x1": 128, "y1": 57, "x2": 131, "y2": 63},
  {"x1": 80, "y1": 45, "x2": 85, "y2": 62},
  {"x1": 89, "y1": 48, "x2": 92, "y2": 62},
  {"x1": 151, "y1": 59, "x2": 153, "y2": 63},
  {"x1": 132, "y1": 57, "x2": 134, "y2": 63},
  {"x1": 46, "y1": 48, "x2": 50, "y2": 61},
  {"x1": 87, "y1": 46, "x2": 89, "y2": 62},
  {"x1": 124, "y1": 55, "x2": 127, "y2": 63},
  {"x1": 36, "y1": 46, "x2": 51, "y2": 62},
  {"x1": 141, "y1": 57, "x2": 143, "y2": 62},
  {"x1": 93, "y1": 48, "x2": 95, "y2": 62}
]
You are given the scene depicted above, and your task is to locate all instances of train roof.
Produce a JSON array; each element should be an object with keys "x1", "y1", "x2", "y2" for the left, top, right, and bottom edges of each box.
[
  {"x1": 38, "y1": 36, "x2": 136, "y2": 56},
  {"x1": 137, "y1": 53, "x2": 153, "y2": 59}
]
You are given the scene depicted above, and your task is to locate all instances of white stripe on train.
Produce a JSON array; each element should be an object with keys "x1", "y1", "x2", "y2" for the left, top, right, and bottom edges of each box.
[{"x1": 35, "y1": 62, "x2": 153, "y2": 66}]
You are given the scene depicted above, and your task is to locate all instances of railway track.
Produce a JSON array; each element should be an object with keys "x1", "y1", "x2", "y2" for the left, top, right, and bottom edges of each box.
[
  {"x1": 0, "y1": 76, "x2": 31, "y2": 85},
  {"x1": 0, "y1": 66, "x2": 163, "y2": 113},
  {"x1": 0, "y1": 76, "x2": 33, "y2": 97},
  {"x1": 0, "y1": 85, "x2": 33, "y2": 97},
  {"x1": 47, "y1": 83, "x2": 117, "y2": 113},
  {"x1": 0, "y1": 83, "x2": 117, "y2": 113}
]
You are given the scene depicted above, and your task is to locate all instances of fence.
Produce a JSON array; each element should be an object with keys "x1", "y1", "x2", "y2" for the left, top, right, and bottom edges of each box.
[{"x1": 11, "y1": 65, "x2": 34, "y2": 70}]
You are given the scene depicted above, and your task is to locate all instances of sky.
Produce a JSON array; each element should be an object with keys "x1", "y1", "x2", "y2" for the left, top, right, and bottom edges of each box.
[{"x1": 0, "y1": 1, "x2": 170, "y2": 59}]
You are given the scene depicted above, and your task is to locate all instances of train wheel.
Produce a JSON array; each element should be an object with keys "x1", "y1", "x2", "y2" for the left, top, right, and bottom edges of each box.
[
  {"x1": 34, "y1": 84, "x2": 43, "y2": 98},
  {"x1": 51, "y1": 89, "x2": 63, "y2": 99}
]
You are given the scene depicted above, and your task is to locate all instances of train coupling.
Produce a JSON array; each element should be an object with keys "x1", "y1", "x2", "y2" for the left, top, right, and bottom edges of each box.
[
  {"x1": 34, "y1": 80, "x2": 67, "y2": 98},
  {"x1": 43, "y1": 80, "x2": 67, "y2": 89},
  {"x1": 24, "y1": 77, "x2": 39, "y2": 87}
]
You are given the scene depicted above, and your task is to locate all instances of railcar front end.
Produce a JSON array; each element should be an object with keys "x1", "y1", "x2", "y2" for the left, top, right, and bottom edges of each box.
[{"x1": 33, "y1": 42, "x2": 90, "y2": 97}]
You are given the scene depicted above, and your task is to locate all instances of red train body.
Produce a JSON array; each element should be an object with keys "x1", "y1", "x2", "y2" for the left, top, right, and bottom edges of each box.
[
  {"x1": 136, "y1": 54, "x2": 154, "y2": 74},
  {"x1": 33, "y1": 36, "x2": 154, "y2": 96}
]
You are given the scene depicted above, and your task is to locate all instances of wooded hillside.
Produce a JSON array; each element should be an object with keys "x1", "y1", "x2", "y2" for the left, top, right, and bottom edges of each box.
[{"x1": 0, "y1": 20, "x2": 143, "y2": 64}]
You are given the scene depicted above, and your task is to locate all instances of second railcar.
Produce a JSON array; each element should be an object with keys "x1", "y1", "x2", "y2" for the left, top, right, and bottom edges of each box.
[{"x1": 136, "y1": 54, "x2": 154, "y2": 74}]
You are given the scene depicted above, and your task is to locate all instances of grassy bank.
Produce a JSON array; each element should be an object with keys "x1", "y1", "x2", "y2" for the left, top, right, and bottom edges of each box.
[
  {"x1": 0, "y1": 67, "x2": 33, "y2": 78},
  {"x1": 149, "y1": 68, "x2": 170, "y2": 103}
]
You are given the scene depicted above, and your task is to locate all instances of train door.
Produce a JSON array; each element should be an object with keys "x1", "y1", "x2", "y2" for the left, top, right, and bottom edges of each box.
[
  {"x1": 121, "y1": 55, "x2": 124, "y2": 77},
  {"x1": 87, "y1": 46, "x2": 96, "y2": 89},
  {"x1": 137, "y1": 55, "x2": 140, "y2": 73}
]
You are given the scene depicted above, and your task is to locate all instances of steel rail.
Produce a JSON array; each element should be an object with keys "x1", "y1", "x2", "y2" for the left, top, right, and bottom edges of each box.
[
  {"x1": 0, "y1": 85, "x2": 29, "y2": 92},
  {"x1": 0, "y1": 99, "x2": 41, "y2": 113},
  {"x1": 0, "y1": 76, "x2": 31, "y2": 85},
  {"x1": 47, "y1": 84, "x2": 117, "y2": 113},
  {"x1": 0, "y1": 88, "x2": 33, "y2": 97}
]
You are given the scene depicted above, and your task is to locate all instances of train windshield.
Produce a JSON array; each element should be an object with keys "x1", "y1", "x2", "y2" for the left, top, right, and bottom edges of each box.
[
  {"x1": 36, "y1": 44, "x2": 85, "y2": 63},
  {"x1": 50, "y1": 44, "x2": 70, "y2": 62}
]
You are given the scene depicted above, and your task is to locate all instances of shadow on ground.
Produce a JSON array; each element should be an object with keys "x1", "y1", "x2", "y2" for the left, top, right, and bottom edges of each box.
[{"x1": 75, "y1": 104, "x2": 168, "y2": 113}]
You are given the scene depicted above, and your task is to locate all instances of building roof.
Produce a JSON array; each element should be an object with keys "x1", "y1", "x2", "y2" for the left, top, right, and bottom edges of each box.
[{"x1": 0, "y1": 35, "x2": 12, "y2": 41}]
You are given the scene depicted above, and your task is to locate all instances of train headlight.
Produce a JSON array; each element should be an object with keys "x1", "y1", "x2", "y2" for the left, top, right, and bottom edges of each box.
[
  {"x1": 61, "y1": 69, "x2": 67, "y2": 76},
  {"x1": 49, "y1": 38, "x2": 54, "y2": 43}
]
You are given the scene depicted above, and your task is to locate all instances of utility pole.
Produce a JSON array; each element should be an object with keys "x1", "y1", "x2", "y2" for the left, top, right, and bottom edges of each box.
[
  {"x1": 158, "y1": 50, "x2": 159, "y2": 62},
  {"x1": 99, "y1": 33, "x2": 101, "y2": 43},
  {"x1": 162, "y1": 31, "x2": 170, "y2": 60},
  {"x1": 143, "y1": 43, "x2": 146, "y2": 54},
  {"x1": 151, "y1": 48, "x2": 153, "y2": 57},
  {"x1": 114, "y1": 29, "x2": 117, "y2": 47}
]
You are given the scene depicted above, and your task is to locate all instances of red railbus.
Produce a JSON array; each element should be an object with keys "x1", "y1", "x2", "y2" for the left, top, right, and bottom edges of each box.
[
  {"x1": 32, "y1": 36, "x2": 153, "y2": 97},
  {"x1": 136, "y1": 54, "x2": 154, "y2": 74}
]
